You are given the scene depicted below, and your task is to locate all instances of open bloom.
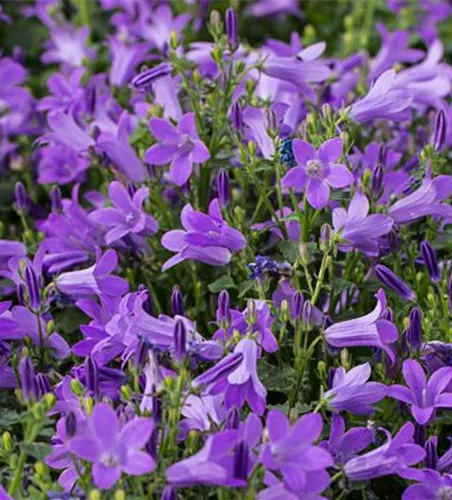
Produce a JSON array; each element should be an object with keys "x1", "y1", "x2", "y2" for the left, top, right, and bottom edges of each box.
[
  {"x1": 387, "y1": 359, "x2": 452, "y2": 425},
  {"x1": 324, "y1": 289, "x2": 398, "y2": 362},
  {"x1": 56, "y1": 249, "x2": 129, "y2": 298},
  {"x1": 161, "y1": 199, "x2": 246, "y2": 271},
  {"x1": 344, "y1": 423, "x2": 425, "y2": 482},
  {"x1": 282, "y1": 138, "x2": 353, "y2": 209},
  {"x1": 145, "y1": 113, "x2": 210, "y2": 186},
  {"x1": 403, "y1": 470, "x2": 452, "y2": 500},
  {"x1": 332, "y1": 191, "x2": 393, "y2": 256},
  {"x1": 69, "y1": 403, "x2": 155, "y2": 489},
  {"x1": 323, "y1": 363, "x2": 386, "y2": 415},
  {"x1": 90, "y1": 181, "x2": 158, "y2": 245}
]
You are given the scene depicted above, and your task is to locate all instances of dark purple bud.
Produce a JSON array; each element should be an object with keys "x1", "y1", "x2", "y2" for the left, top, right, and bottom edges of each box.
[
  {"x1": 86, "y1": 86, "x2": 96, "y2": 115},
  {"x1": 378, "y1": 144, "x2": 387, "y2": 164},
  {"x1": 171, "y1": 286, "x2": 184, "y2": 316},
  {"x1": 218, "y1": 290, "x2": 231, "y2": 326},
  {"x1": 36, "y1": 373, "x2": 51, "y2": 398},
  {"x1": 50, "y1": 185, "x2": 63, "y2": 213},
  {"x1": 266, "y1": 109, "x2": 277, "y2": 132},
  {"x1": 19, "y1": 357, "x2": 37, "y2": 401},
  {"x1": 432, "y1": 109, "x2": 446, "y2": 152},
  {"x1": 18, "y1": 283, "x2": 26, "y2": 306},
  {"x1": 371, "y1": 163, "x2": 384, "y2": 198},
  {"x1": 173, "y1": 320, "x2": 187, "y2": 362},
  {"x1": 407, "y1": 307, "x2": 422, "y2": 351},
  {"x1": 381, "y1": 307, "x2": 394, "y2": 322},
  {"x1": 302, "y1": 300, "x2": 313, "y2": 328},
  {"x1": 375, "y1": 265, "x2": 415, "y2": 301},
  {"x1": 161, "y1": 486, "x2": 177, "y2": 500},
  {"x1": 233, "y1": 440, "x2": 249, "y2": 481},
  {"x1": 231, "y1": 102, "x2": 243, "y2": 132},
  {"x1": 388, "y1": 228, "x2": 402, "y2": 253},
  {"x1": 135, "y1": 338, "x2": 149, "y2": 368},
  {"x1": 323, "y1": 315, "x2": 333, "y2": 329},
  {"x1": 24, "y1": 262, "x2": 41, "y2": 311},
  {"x1": 291, "y1": 291, "x2": 304, "y2": 320},
  {"x1": 131, "y1": 63, "x2": 172, "y2": 89},
  {"x1": 225, "y1": 406, "x2": 240, "y2": 429},
  {"x1": 65, "y1": 411, "x2": 77, "y2": 439},
  {"x1": 217, "y1": 169, "x2": 230, "y2": 208},
  {"x1": 400, "y1": 329, "x2": 409, "y2": 356},
  {"x1": 424, "y1": 436, "x2": 438, "y2": 470},
  {"x1": 420, "y1": 241, "x2": 440, "y2": 283},
  {"x1": 225, "y1": 7, "x2": 238, "y2": 49},
  {"x1": 192, "y1": 352, "x2": 243, "y2": 391},
  {"x1": 84, "y1": 357, "x2": 99, "y2": 398},
  {"x1": 14, "y1": 182, "x2": 30, "y2": 215}
]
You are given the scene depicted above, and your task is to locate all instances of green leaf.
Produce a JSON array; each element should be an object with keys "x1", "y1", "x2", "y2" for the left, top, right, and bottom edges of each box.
[
  {"x1": 21, "y1": 443, "x2": 53, "y2": 461},
  {"x1": 208, "y1": 275, "x2": 236, "y2": 293},
  {"x1": 279, "y1": 240, "x2": 299, "y2": 262}
]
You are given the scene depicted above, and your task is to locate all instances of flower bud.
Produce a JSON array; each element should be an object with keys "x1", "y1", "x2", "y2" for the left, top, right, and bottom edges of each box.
[
  {"x1": 225, "y1": 7, "x2": 238, "y2": 49},
  {"x1": 217, "y1": 168, "x2": 230, "y2": 207},
  {"x1": 171, "y1": 286, "x2": 184, "y2": 316},
  {"x1": 209, "y1": 10, "x2": 223, "y2": 35},
  {"x1": 225, "y1": 406, "x2": 241, "y2": 429},
  {"x1": 131, "y1": 63, "x2": 172, "y2": 89},
  {"x1": 424, "y1": 436, "x2": 438, "y2": 470},
  {"x1": 70, "y1": 378, "x2": 84, "y2": 397},
  {"x1": 375, "y1": 265, "x2": 415, "y2": 301},
  {"x1": 173, "y1": 319, "x2": 187, "y2": 362},
  {"x1": 291, "y1": 291, "x2": 304, "y2": 321},
  {"x1": 161, "y1": 486, "x2": 177, "y2": 500},
  {"x1": 24, "y1": 262, "x2": 40, "y2": 312},
  {"x1": 233, "y1": 440, "x2": 249, "y2": 481},
  {"x1": 19, "y1": 357, "x2": 37, "y2": 402},
  {"x1": 231, "y1": 102, "x2": 243, "y2": 132},
  {"x1": 320, "y1": 223, "x2": 332, "y2": 251},
  {"x1": 371, "y1": 163, "x2": 384, "y2": 198},
  {"x1": 432, "y1": 109, "x2": 446, "y2": 152},
  {"x1": 247, "y1": 299, "x2": 257, "y2": 324},
  {"x1": 407, "y1": 307, "x2": 422, "y2": 352},
  {"x1": 218, "y1": 290, "x2": 231, "y2": 327},
  {"x1": 65, "y1": 411, "x2": 77, "y2": 438},
  {"x1": 84, "y1": 357, "x2": 99, "y2": 399},
  {"x1": 420, "y1": 240, "x2": 440, "y2": 283},
  {"x1": 302, "y1": 300, "x2": 313, "y2": 329},
  {"x1": 50, "y1": 185, "x2": 62, "y2": 213},
  {"x1": 36, "y1": 373, "x2": 51, "y2": 399},
  {"x1": 14, "y1": 181, "x2": 30, "y2": 215}
]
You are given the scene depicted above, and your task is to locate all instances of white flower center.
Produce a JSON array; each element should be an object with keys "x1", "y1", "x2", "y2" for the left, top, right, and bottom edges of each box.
[{"x1": 307, "y1": 159, "x2": 323, "y2": 177}]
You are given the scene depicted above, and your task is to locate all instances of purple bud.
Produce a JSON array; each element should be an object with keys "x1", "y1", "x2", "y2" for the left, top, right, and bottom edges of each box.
[
  {"x1": 146, "y1": 425, "x2": 159, "y2": 460},
  {"x1": 225, "y1": 8, "x2": 238, "y2": 49},
  {"x1": 378, "y1": 144, "x2": 387, "y2": 164},
  {"x1": 225, "y1": 406, "x2": 240, "y2": 429},
  {"x1": 320, "y1": 223, "x2": 331, "y2": 250},
  {"x1": 375, "y1": 264, "x2": 415, "y2": 301},
  {"x1": 231, "y1": 102, "x2": 243, "y2": 132},
  {"x1": 327, "y1": 367, "x2": 335, "y2": 389},
  {"x1": 84, "y1": 357, "x2": 99, "y2": 398},
  {"x1": 217, "y1": 169, "x2": 230, "y2": 207},
  {"x1": 36, "y1": 373, "x2": 51, "y2": 398},
  {"x1": 131, "y1": 63, "x2": 172, "y2": 89},
  {"x1": 420, "y1": 240, "x2": 440, "y2": 283},
  {"x1": 161, "y1": 486, "x2": 177, "y2": 500},
  {"x1": 400, "y1": 328, "x2": 409, "y2": 356},
  {"x1": 233, "y1": 440, "x2": 249, "y2": 481},
  {"x1": 86, "y1": 86, "x2": 96, "y2": 115},
  {"x1": 24, "y1": 262, "x2": 41, "y2": 311},
  {"x1": 424, "y1": 436, "x2": 438, "y2": 470},
  {"x1": 19, "y1": 357, "x2": 37, "y2": 401},
  {"x1": 171, "y1": 286, "x2": 184, "y2": 316},
  {"x1": 50, "y1": 185, "x2": 63, "y2": 213},
  {"x1": 18, "y1": 283, "x2": 26, "y2": 306},
  {"x1": 432, "y1": 109, "x2": 446, "y2": 152},
  {"x1": 173, "y1": 320, "x2": 187, "y2": 362},
  {"x1": 218, "y1": 290, "x2": 231, "y2": 326},
  {"x1": 14, "y1": 182, "x2": 29, "y2": 215},
  {"x1": 135, "y1": 338, "x2": 149, "y2": 368},
  {"x1": 291, "y1": 291, "x2": 304, "y2": 320},
  {"x1": 371, "y1": 163, "x2": 384, "y2": 197},
  {"x1": 407, "y1": 307, "x2": 422, "y2": 351},
  {"x1": 266, "y1": 109, "x2": 277, "y2": 131},
  {"x1": 302, "y1": 300, "x2": 313, "y2": 328},
  {"x1": 65, "y1": 411, "x2": 77, "y2": 439},
  {"x1": 388, "y1": 228, "x2": 402, "y2": 253}
]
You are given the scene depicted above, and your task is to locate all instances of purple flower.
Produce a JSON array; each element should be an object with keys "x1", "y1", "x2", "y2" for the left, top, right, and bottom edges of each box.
[
  {"x1": 56, "y1": 249, "x2": 129, "y2": 298},
  {"x1": 344, "y1": 422, "x2": 425, "y2": 481},
  {"x1": 41, "y1": 26, "x2": 94, "y2": 67},
  {"x1": 242, "y1": 107, "x2": 275, "y2": 160},
  {"x1": 225, "y1": 338, "x2": 267, "y2": 415},
  {"x1": 420, "y1": 240, "x2": 440, "y2": 283},
  {"x1": 403, "y1": 470, "x2": 452, "y2": 500},
  {"x1": 332, "y1": 191, "x2": 393, "y2": 256},
  {"x1": 37, "y1": 143, "x2": 89, "y2": 185},
  {"x1": 387, "y1": 359, "x2": 452, "y2": 425},
  {"x1": 244, "y1": 0, "x2": 302, "y2": 18},
  {"x1": 89, "y1": 181, "x2": 158, "y2": 245},
  {"x1": 37, "y1": 68, "x2": 85, "y2": 113},
  {"x1": 282, "y1": 137, "x2": 353, "y2": 209},
  {"x1": 323, "y1": 363, "x2": 386, "y2": 415},
  {"x1": 131, "y1": 63, "x2": 173, "y2": 89},
  {"x1": 192, "y1": 351, "x2": 244, "y2": 394},
  {"x1": 145, "y1": 112, "x2": 210, "y2": 186},
  {"x1": 0, "y1": 240, "x2": 26, "y2": 271},
  {"x1": 180, "y1": 394, "x2": 226, "y2": 437},
  {"x1": 349, "y1": 70, "x2": 412, "y2": 123},
  {"x1": 325, "y1": 289, "x2": 398, "y2": 362},
  {"x1": 260, "y1": 410, "x2": 333, "y2": 497},
  {"x1": 320, "y1": 414, "x2": 372, "y2": 467},
  {"x1": 69, "y1": 403, "x2": 155, "y2": 489},
  {"x1": 161, "y1": 199, "x2": 246, "y2": 271},
  {"x1": 375, "y1": 264, "x2": 415, "y2": 302},
  {"x1": 109, "y1": 38, "x2": 150, "y2": 87}
]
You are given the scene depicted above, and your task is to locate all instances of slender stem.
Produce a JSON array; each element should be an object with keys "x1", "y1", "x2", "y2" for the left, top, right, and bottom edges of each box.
[{"x1": 8, "y1": 450, "x2": 26, "y2": 496}]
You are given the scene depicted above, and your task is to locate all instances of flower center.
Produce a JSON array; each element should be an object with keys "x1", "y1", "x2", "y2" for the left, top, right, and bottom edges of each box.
[
  {"x1": 306, "y1": 159, "x2": 323, "y2": 178},
  {"x1": 126, "y1": 212, "x2": 137, "y2": 223},
  {"x1": 100, "y1": 451, "x2": 120, "y2": 468},
  {"x1": 438, "y1": 487, "x2": 452, "y2": 500},
  {"x1": 179, "y1": 135, "x2": 194, "y2": 154}
]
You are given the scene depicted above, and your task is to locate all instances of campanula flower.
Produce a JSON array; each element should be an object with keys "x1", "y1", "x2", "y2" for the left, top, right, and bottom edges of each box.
[
  {"x1": 145, "y1": 112, "x2": 210, "y2": 186},
  {"x1": 403, "y1": 470, "x2": 452, "y2": 500},
  {"x1": 282, "y1": 137, "x2": 353, "y2": 209}
]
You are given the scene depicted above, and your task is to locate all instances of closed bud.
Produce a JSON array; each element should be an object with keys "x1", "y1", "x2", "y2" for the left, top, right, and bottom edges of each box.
[
  {"x1": 424, "y1": 436, "x2": 438, "y2": 470},
  {"x1": 292, "y1": 291, "x2": 304, "y2": 321},
  {"x1": 2, "y1": 432, "x2": 13, "y2": 453},
  {"x1": 340, "y1": 348, "x2": 350, "y2": 369},
  {"x1": 407, "y1": 307, "x2": 422, "y2": 352},
  {"x1": 34, "y1": 461, "x2": 46, "y2": 476},
  {"x1": 231, "y1": 102, "x2": 243, "y2": 132},
  {"x1": 209, "y1": 10, "x2": 223, "y2": 35},
  {"x1": 70, "y1": 378, "x2": 84, "y2": 397},
  {"x1": 24, "y1": 262, "x2": 41, "y2": 312},
  {"x1": 302, "y1": 300, "x2": 313, "y2": 329},
  {"x1": 218, "y1": 290, "x2": 231, "y2": 327},
  {"x1": 131, "y1": 63, "x2": 172, "y2": 89},
  {"x1": 65, "y1": 411, "x2": 77, "y2": 438},
  {"x1": 84, "y1": 396, "x2": 94, "y2": 416},
  {"x1": 375, "y1": 264, "x2": 415, "y2": 302},
  {"x1": 46, "y1": 320, "x2": 55, "y2": 334},
  {"x1": 14, "y1": 181, "x2": 30, "y2": 215},
  {"x1": 280, "y1": 299, "x2": 289, "y2": 322},
  {"x1": 322, "y1": 103, "x2": 332, "y2": 121},
  {"x1": 170, "y1": 30, "x2": 178, "y2": 50},
  {"x1": 298, "y1": 243, "x2": 310, "y2": 265},
  {"x1": 121, "y1": 385, "x2": 132, "y2": 401},
  {"x1": 173, "y1": 319, "x2": 187, "y2": 362},
  {"x1": 114, "y1": 490, "x2": 126, "y2": 500},
  {"x1": 248, "y1": 140, "x2": 257, "y2": 156},
  {"x1": 161, "y1": 486, "x2": 177, "y2": 500},
  {"x1": 320, "y1": 223, "x2": 332, "y2": 251},
  {"x1": 217, "y1": 168, "x2": 230, "y2": 208},
  {"x1": 432, "y1": 109, "x2": 446, "y2": 152},
  {"x1": 50, "y1": 185, "x2": 62, "y2": 213},
  {"x1": 18, "y1": 283, "x2": 26, "y2": 306},
  {"x1": 19, "y1": 357, "x2": 37, "y2": 402},
  {"x1": 247, "y1": 299, "x2": 257, "y2": 324},
  {"x1": 225, "y1": 406, "x2": 241, "y2": 429},
  {"x1": 171, "y1": 285, "x2": 184, "y2": 316},
  {"x1": 420, "y1": 240, "x2": 440, "y2": 283},
  {"x1": 36, "y1": 373, "x2": 51, "y2": 399},
  {"x1": 233, "y1": 440, "x2": 249, "y2": 481},
  {"x1": 43, "y1": 393, "x2": 56, "y2": 411},
  {"x1": 84, "y1": 357, "x2": 99, "y2": 399},
  {"x1": 371, "y1": 163, "x2": 384, "y2": 198},
  {"x1": 225, "y1": 7, "x2": 238, "y2": 49},
  {"x1": 327, "y1": 367, "x2": 335, "y2": 389},
  {"x1": 266, "y1": 109, "x2": 277, "y2": 133},
  {"x1": 88, "y1": 490, "x2": 101, "y2": 500},
  {"x1": 135, "y1": 338, "x2": 148, "y2": 368},
  {"x1": 317, "y1": 361, "x2": 327, "y2": 380}
]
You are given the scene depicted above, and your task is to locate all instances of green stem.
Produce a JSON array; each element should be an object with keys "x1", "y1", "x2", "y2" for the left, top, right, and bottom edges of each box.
[
  {"x1": 8, "y1": 450, "x2": 27, "y2": 496},
  {"x1": 311, "y1": 254, "x2": 331, "y2": 306}
]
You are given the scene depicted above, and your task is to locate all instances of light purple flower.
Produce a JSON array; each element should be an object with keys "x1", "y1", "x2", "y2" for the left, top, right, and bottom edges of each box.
[
  {"x1": 56, "y1": 249, "x2": 129, "y2": 298},
  {"x1": 0, "y1": 240, "x2": 26, "y2": 271},
  {"x1": 161, "y1": 199, "x2": 246, "y2": 271},
  {"x1": 145, "y1": 112, "x2": 210, "y2": 186},
  {"x1": 37, "y1": 68, "x2": 85, "y2": 113},
  {"x1": 344, "y1": 423, "x2": 425, "y2": 482},
  {"x1": 324, "y1": 289, "x2": 398, "y2": 362},
  {"x1": 282, "y1": 137, "x2": 353, "y2": 209},
  {"x1": 323, "y1": 363, "x2": 386, "y2": 415},
  {"x1": 245, "y1": 0, "x2": 302, "y2": 18},
  {"x1": 108, "y1": 38, "x2": 150, "y2": 87},
  {"x1": 89, "y1": 181, "x2": 158, "y2": 245},
  {"x1": 387, "y1": 359, "x2": 452, "y2": 425},
  {"x1": 403, "y1": 469, "x2": 452, "y2": 500},
  {"x1": 69, "y1": 403, "x2": 155, "y2": 489},
  {"x1": 42, "y1": 26, "x2": 94, "y2": 67},
  {"x1": 349, "y1": 69, "x2": 412, "y2": 123},
  {"x1": 37, "y1": 143, "x2": 89, "y2": 185},
  {"x1": 332, "y1": 191, "x2": 393, "y2": 256}
]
